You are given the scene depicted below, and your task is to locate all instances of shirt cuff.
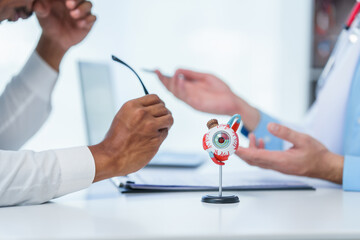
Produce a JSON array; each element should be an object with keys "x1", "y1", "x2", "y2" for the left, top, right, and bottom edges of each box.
[
  {"x1": 241, "y1": 111, "x2": 283, "y2": 150},
  {"x1": 16, "y1": 51, "x2": 58, "y2": 102},
  {"x1": 343, "y1": 155, "x2": 360, "y2": 191},
  {"x1": 54, "y1": 146, "x2": 96, "y2": 197}
]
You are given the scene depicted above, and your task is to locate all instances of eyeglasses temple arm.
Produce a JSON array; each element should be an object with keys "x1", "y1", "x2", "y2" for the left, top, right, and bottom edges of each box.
[{"x1": 112, "y1": 55, "x2": 149, "y2": 95}]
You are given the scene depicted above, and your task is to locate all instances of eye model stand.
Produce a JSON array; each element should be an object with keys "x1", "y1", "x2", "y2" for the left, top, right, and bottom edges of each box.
[{"x1": 202, "y1": 115, "x2": 242, "y2": 204}]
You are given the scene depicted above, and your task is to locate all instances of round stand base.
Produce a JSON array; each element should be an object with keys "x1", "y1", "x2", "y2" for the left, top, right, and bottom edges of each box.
[{"x1": 201, "y1": 195, "x2": 239, "y2": 204}]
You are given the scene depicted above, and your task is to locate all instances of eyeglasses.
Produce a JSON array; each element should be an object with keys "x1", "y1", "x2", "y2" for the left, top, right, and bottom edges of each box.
[{"x1": 111, "y1": 55, "x2": 149, "y2": 95}]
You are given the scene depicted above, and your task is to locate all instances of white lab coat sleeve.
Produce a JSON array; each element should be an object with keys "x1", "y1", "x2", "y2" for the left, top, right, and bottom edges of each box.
[
  {"x1": 0, "y1": 51, "x2": 58, "y2": 150},
  {"x1": 0, "y1": 146, "x2": 95, "y2": 207}
]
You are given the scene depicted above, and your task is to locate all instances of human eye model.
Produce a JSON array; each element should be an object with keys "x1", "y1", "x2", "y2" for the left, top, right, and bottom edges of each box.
[{"x1": 202, "y1": 114, "x2": 242, "y2": 204}]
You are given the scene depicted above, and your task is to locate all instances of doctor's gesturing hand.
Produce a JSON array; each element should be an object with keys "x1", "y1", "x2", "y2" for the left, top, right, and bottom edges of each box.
[
  {"x1": 89, "y1": 95, "x2": 174, "y2": 182},
  {"x1": 155, "y1": 69, "x2": 261, "y2": 131},
  {"x1": 236, "y1": 123, "x2": 344, "y2": 184},
  {"x1": 34, "y1": 0, "x2": 96, "y2": 71}
]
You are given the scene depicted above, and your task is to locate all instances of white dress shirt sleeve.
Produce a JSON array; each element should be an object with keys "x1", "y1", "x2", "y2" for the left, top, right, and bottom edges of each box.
[
  {"x1": 0, "y1": 52, "x2": 96, "y2": 206},
  {"x1": 0, "y1": 146, "x2": 95, "y2": 207},
  {"x1": 0, "y1": 51, "x2": 57, "y2": 150}
]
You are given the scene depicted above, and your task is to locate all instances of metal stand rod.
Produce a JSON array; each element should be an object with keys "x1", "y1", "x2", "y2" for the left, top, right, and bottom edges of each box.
[{"x1": 219, "y1": 165, "x2": 223, "y2": 197}]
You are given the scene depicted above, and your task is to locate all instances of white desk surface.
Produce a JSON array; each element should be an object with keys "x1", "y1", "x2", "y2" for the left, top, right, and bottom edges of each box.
[{"x1": 1, "y1": 159, "x2": 360, "y2": 240}]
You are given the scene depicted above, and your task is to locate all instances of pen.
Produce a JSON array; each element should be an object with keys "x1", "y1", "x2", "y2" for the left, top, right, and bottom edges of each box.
[{"x1": 142, "y1": 68, "x2": 172, "y2": 79}]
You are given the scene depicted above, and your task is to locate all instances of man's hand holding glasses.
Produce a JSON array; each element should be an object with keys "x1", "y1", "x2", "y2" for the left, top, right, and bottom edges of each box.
[{"x1": 89, "y1": 94, "x2": 174, "y2": 182}]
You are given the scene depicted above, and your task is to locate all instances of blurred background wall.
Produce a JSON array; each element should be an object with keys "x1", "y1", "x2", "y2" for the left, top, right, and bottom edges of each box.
[{"x1": 0, "y1": 0, "x2": 314, "y2": 153}]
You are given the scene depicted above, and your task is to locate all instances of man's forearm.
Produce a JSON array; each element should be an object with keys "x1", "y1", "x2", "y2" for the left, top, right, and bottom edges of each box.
[{"x1": 36, "y1": 34, "x2": 68, "y2": 72}]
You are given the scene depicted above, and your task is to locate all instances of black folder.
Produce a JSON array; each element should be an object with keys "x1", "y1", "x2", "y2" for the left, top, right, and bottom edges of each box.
[{"x1": 118, "y1": 180, "x2": 315, "y2": 193}]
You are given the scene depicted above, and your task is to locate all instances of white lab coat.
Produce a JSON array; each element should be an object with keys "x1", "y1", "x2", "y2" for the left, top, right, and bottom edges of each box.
[
  {"x1": 280, "y1": 17, "x2": 360, "y2": 155},
  {"x1": 303, "y1": 26, "x2": 360, "y2": 155}
]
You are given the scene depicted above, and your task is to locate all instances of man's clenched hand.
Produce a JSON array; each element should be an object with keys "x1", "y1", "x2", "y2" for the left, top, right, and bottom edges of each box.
[{"x1": 89, "y1": 95, "x2": 174, "y2": 182}]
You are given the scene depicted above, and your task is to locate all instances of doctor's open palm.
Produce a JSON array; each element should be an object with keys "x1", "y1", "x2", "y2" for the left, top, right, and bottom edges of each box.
[{"x1": 236, "y1": 123, "x2": 344, "y2": 184}]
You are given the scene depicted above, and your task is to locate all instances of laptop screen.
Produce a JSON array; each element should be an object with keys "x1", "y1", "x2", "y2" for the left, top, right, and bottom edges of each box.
[{"x1": 78, "y1": 61, "x2": 115, "y2": 145}]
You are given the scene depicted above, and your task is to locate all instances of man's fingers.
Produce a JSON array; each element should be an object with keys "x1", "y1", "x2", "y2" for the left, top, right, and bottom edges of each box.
[
  {"x1": 171, "y1": 74, "x2": 187, "y2": 98},
  {"x1": 66, "y1": 0, "x2": 86, "y2": 10},
  {"x1": 155, "y1": 114, "x2": 174, "y2": 130},
  {"x1": 33, "y1": 0, "x2": 50, "y2": 18},
  {"x1": 166, "y1": 71, "x2": 180, "y2": 94},
  {"x1": 158, "y1": 128, "x2": 169, "y2": 142},
  {"x1": 267, "y1": 123, "x2": 306, "y2": 146},
  {"x1": 249, "y1": 133, "x2": 256, "y2": 149},
  {"x1": 77, "y1": 14, "x2": 96, "y2": 29},
  {"x1": 147, "y1": 103, "x2": 169, "y2": 117},
  {"x1": 236, "y1": 147, "x2": 284, "y2": 168},
  {"x1": 70, "y1": 1, "x2": 93, "y2": 20},
  {"x1": 155, "y1": 70, "x2": 171, "y2": 88},
  {"x1": 258, "y1": 138, "x2": 265, "y2": 149},
  {"x1": 174, "y1": 69, "x2": 207, "y2": 81},
  {"x1": 249, "y1": 133, "x2": 265, "y2": 149},
  {"x1": 139, "y1": 94, "x2": 163, "y2": 106},
  {"x1": 155, "y1": 70, "x2": 186, "y2": 99}
]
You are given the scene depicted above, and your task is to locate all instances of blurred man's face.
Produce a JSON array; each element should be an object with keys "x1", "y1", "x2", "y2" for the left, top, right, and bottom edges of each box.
[{"x1": 0, "y1": 0, "x2": 35, "y2": 22}]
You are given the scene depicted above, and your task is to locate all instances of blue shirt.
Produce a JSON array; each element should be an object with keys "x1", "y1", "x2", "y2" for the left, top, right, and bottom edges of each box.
[{"x1": 245, "y1": 57, "x2": 360, "y2": 191}]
